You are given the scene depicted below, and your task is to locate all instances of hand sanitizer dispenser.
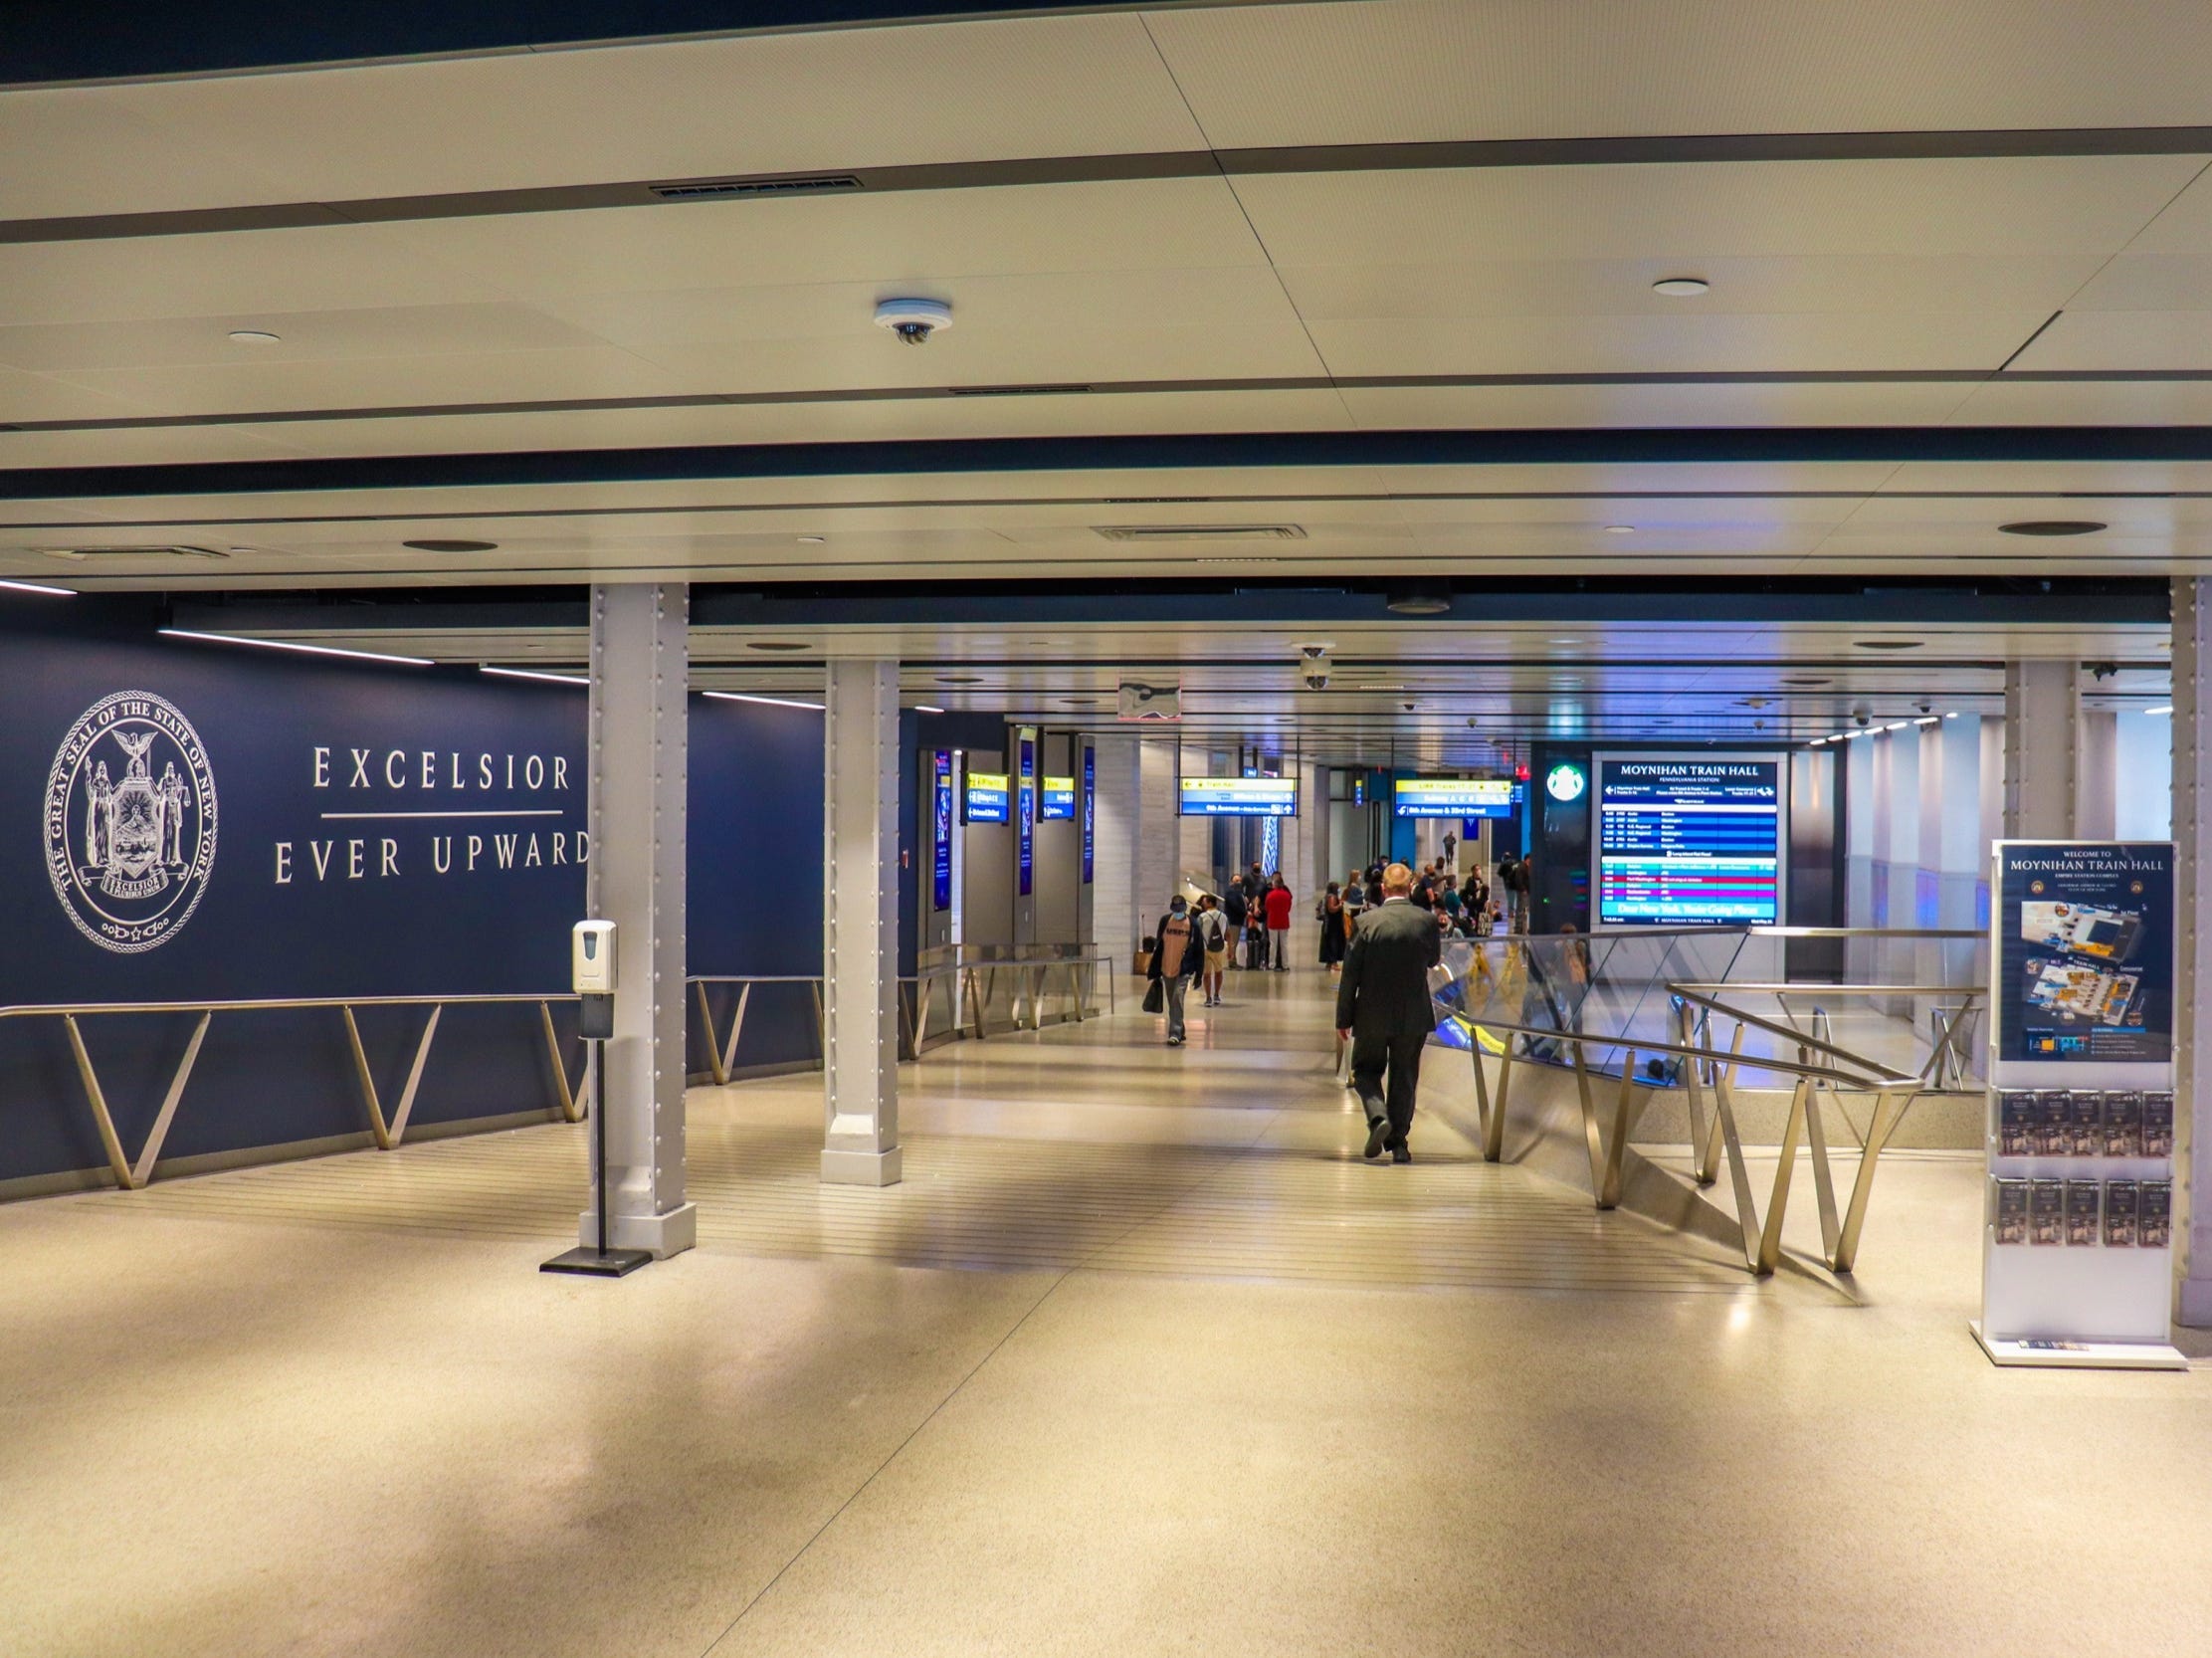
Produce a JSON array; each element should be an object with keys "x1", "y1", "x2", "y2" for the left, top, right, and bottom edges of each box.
[{"x1": 572, "y1": 920, "x2": 615, "y2": 1039}]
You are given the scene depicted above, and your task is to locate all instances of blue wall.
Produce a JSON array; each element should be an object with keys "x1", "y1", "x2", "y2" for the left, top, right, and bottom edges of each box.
[{"x1": 1, "y1": 619, "x2": 831, "y2": 1185}]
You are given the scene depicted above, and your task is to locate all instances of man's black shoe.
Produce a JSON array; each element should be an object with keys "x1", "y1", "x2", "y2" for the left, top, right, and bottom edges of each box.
[
  {"x1": 1392, "y1": 1146, "x2": 1412, "y2": 1164},
  {"x1": 1363, "y1": 1117, "x2": 1388, "y2": 1160}
]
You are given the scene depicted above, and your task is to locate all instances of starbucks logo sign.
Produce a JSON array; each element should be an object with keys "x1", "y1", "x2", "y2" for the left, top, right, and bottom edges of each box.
[{"x1": 44, "y1": 692, "x2": 217, "y2": 953}]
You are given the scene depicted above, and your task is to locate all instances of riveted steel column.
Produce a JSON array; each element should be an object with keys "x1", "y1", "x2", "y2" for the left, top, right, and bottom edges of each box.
[
  {"x1": 822, "y1": 658, "x2": 903, "y2": 1185},
  {"x1": 580, "y1": 583, "x2": 696, "y2": 1257},
  {"x1": 2174, "y1": 581, "x2": 2212, "y2": 1324},
  {"x1": 2002, "y1": 659, "x2": 2080, "y2": 839}
]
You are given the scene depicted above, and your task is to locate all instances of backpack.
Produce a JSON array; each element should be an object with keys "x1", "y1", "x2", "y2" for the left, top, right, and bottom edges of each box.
[{"x1": 1203, "y1": 913, "x2": 1226, "y2": 950}]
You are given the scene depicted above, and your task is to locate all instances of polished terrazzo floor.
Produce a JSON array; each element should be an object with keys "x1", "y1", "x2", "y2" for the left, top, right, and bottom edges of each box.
[{"x1": 3, "y1": 967, "x2": 2209, "y2": 1657}]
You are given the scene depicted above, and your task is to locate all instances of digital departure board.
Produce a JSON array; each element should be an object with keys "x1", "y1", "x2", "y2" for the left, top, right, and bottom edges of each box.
[
  {"x1": 1178, "y1": 776, "x2": 1297, "y2": 817},
  {"x1": 1593, "y1": 752, "x2": 1785, "y2": 929}
]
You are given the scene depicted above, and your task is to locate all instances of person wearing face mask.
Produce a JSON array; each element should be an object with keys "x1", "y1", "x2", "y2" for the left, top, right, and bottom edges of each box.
[{"x1": 1145, "y1": 892, "x2": 1204, "y2": 1046}]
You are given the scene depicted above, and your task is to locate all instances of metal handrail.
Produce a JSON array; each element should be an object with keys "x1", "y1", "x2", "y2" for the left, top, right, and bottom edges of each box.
[{"x1": 0, "y1": 991, "x2": 585, "y2": 1192}]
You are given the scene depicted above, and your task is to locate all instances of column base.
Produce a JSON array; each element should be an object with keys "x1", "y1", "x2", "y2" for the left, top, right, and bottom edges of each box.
[
  {"x1": 2178, "y1": 1275, "x2": 2212, "y2": 1328},
  {"x1": 821, "y1": 1145, "x2": 903, "y2": 1186},
  {"x1": 575, "y1": 1200, "x2": 698, "y2": 1259}
]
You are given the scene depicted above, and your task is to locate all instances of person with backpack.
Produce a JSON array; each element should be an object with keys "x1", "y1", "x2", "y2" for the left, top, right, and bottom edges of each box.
[
  {"x1": 1145, "y1": 893, "x2": 1203, "y2": 1045},
  {"x1": 1221, "y1": 876, "x2": 1250, "y2": 970},
  {"x1": 1196, "y1": 893, "x2": 1231, "y2": 1007}
]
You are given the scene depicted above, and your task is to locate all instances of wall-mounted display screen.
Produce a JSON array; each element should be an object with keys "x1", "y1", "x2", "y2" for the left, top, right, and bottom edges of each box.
[
  {"x1": 1016, "y1": 732, "x2": 1036, "y2": 897},
  {"x1": 1592, "y1": 752, "x2": 1785, "y2": 928},
  {"x1": 1081, "y1": 746, "x2": 1095, "y2": 884},
  {"x1": 931, "y1": 750, "x2": 953, "y2": 911},
  {"x1": 1179, "y1": 776, "x2": 1297, "y2": 817},
  {"x1": 1041, "y1": 776, "x2": 1076, "y2": 820},
  {"x1": 1393, "y1": 776, "x2": 1522, "y2": 819},
  {"x1": 964, "y1": 770, "x2": 1010, "y2": 825}
]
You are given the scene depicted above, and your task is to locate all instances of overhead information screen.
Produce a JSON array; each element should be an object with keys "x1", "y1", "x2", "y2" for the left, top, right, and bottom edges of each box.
[
  {"x1": 1392, "y1": 777, "x2": 1522, "y2": 819},
  {"x1": 1593, "y1": 752, "x2": 1785, "y2": 929},
  {"x1": 1041, "y1": 776, "x2": 1076, "y2": 820},
  {"x1": 1179, "y1": 776, "x2": 1297, "y2": 817},
  {"x1": 964, "y1": 771, "x2": 1010, "y2": 825}
]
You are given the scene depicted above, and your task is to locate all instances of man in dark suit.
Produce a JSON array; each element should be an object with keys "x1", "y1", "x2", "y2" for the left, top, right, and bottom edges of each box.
[{"x1": 1334, "y1": 862, "x2": 1443, "y2": 1163}]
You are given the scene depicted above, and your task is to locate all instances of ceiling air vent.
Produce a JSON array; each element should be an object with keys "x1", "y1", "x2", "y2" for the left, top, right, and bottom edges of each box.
[
  {"x1": 1093, "y1": 524, "x2": 1307, "y2": 543},
  {"x1": 41, "y1": 545, "x2": 231, "y2": 561},
  {"x1": 648, "y1": 173, "x2": 863, "y2": 200}
]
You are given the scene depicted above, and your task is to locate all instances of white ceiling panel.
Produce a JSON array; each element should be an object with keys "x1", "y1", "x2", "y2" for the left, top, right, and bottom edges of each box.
[
  {"x1": 1308, "y1": 311, "x2": 2042, "y2": 377},
  {"x1": 0, "y1": 225, "x2": 512, "y2": 328},
  {"x1": 2007, "y1": 311, "x2": 2212, "y2": 372},
  {"x1": 384, "y1": 179, "x2": 1270, "y2": 298},
  {"x1": 102, "y1": 16, "x2": 1206, "y2": 208},
  {"x1": 1880, "y1": 461, "x2": 2212, "y2": 494},
  {"x1": 0, "y1": 302, "x2": 603, "y2": 374},
  {"x1": 0, "y1": 93, "x2": 291, "y2": 219},
  {"x1": 2064, "y1": 252, "x2": 2212, "y2": 311},
  {"x1": 2110, "y1": 163, "x2": 2212, "y2": 254},
  {"x1": 1364, "y1": 461, "x2": 1907, "y2": 495},
  {"x1": 44, "y1": 344, "x2": 697, "y2": 417},
  {"x1": 1277, "y1": 254, "x2": 2106, "y2": 322},
  {"x1": 1949, "y1": 379, "x2": 2212, "y2": 425},
  {"x1": 231, "y1": 388, "x2": 1357, "y2": 460},
  {"x1": 1148, "y1": 0, "x2": 2212, "y2": 148},
  {"x1": 1339, "y1": 381, "x2": 1980, "y2": 429},
  {"x1": 1233, "y1": 158, "x2": 2205, "y2": 269},
  {"x1": 623, "y1": 322, "x2": 1326, "y2": 396},
  {"x1": 0, "y1": 367, "x2": 156, "y2": 423},
  {"x1": 529, "y1": 265, "x2": 1303, "y2": 351},
  {"x1": 0, "y1": 426, "x2": 310, "y2": 468}
]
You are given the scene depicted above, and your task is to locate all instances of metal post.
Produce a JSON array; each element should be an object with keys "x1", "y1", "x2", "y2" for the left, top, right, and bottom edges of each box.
[
  {"x1": 2177, "y1": 578, "x2": 2212, "y2": 1325},
  {"x1": 2002, "y1": 659, "x2": 2080, "y2": 839}
]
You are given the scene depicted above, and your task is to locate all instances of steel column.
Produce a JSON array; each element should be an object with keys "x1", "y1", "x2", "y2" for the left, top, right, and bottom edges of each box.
[
  {"x1": 580, "y1": 582, "x2": 696, "y2": 1258},
  {"x1": 2176, "y1": 579, "x2": 2212, "y2": 1324},
  {"x1": 821, "y1": 657, "x2": 903, "y2": 1185},
  {"x1": 2001, "y1": 659, "x2": 2080, "y2": 839}
]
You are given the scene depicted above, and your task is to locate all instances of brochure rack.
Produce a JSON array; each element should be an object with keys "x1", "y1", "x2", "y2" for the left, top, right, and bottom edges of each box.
[{"x1": 1973, "y1": 840, "x2": 2186, "y2": 1370}]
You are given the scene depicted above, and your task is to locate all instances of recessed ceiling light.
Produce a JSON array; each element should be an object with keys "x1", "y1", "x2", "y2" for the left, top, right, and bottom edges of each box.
[
  {"x1": 1652, "y1": 278, "x2": 1709, "y2": 297},
  {"x1": 1602, "y1": 524, "x2": 1637, "y2": 534},
  {"x1": 936, "y1": 674, "x2": 984, "y2": 685},
  {"x1": 403, "y1": 538, "x2": 499, "y2": 553},
  {"x1": 1885, "y1": 721, "x2": 1909, "y2": 730},
  {"x1": 1780, "y1": 677, "x2": 1832, "y2": 687},
  {"x1": 1999, "y1": 519, "x2": 2107, "y2": 536},
  {"x1": 745, "y1": 640, "x2": 811, "y2": 652},
  {"x1": 0, "y1": 576, "x2": 76, "y2": 597},
  {"x1": 227, "y1": 328, "x2": 282, "y2": 345},
  {"x1": 2146, "y1": 705, "x2": 2173, "y2": 716},
  {"x1": 1853, "y1": 640, "x2": 1922, "y2": 650},
  {"x1": 796, "y1": 534, "x2": 826, "y2": 544},
  {"x1": 912, "y1": 704, "x2": 946, "y2": 714}
]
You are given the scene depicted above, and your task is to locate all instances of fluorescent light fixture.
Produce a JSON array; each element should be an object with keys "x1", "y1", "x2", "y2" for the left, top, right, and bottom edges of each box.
[
  {"x1": 158, "y1": 627, "x2": 432, "y2": 667},
  {"x1": 1602, "y1": 524, "x2": 1636, "y2": 534},
  {"x1": 1652, "y1": 278, "x2": 1710, "y2": 297},
  {"x1": 704, "y1": 691, "x2": 824, "y2": 712},
  {"x1": 913, "y1": 704, "x2": 946, "y2": 714},
  {"x1": 1885, "y1": 721, "x2": 1908, "y2": 731},
  {"x1": 1945, "y1": 711, "x2": 1960, "y2": 719},
  {"x1": 227, "y1": 328, "x2": 282, "y2": 345},
  {"x1": 2146, "y1": 705, "x2": 2173, "y2": 716},
  {"x1": 1914, "y1": 716, "x2": 1939, "y2": 725},
  {"x1": 482, "y1": 666, "x2": 588, "y2": 687},
  {"x1": 0, "y1": 576, "x2": 76, "y2": 597}
]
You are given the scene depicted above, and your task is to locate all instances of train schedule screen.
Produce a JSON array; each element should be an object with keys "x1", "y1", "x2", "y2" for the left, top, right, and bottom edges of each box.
[{"x1": 1594, "y1": 754, "x2": 1785, "y2": 928}]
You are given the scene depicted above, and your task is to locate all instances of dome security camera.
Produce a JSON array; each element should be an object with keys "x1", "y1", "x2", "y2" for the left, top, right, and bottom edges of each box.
[
  {"x1": 875, "y1": 298, "x2": 952, "y2": 344},
  {"x1": 1853, "y1": 709, "x2": 1872, "y2": 726},
  {"x1": 1915, "y1": 700, "x2": 1933, "y2": 714},
  {"x1": 1300, "y1": 644, "x2": 1331, "y2": 690}
]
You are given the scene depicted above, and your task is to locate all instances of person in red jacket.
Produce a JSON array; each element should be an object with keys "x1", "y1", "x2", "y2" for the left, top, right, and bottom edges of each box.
[{"x1": 1264, "y1": 874, "x2": 1295, "y2": 971}]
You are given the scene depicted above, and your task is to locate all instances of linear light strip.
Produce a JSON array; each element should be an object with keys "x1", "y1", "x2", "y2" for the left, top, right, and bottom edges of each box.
[
  {"x1": 481, "y1": 665, "x2": 589, "y2": 686},
  {"x1": 0, "y1": 576, "x2": 76, "y2": 596},
  {"x1": 703, "y1": 691, "x2": 825, "y2": 711},
  {"x1": 158, "y1": 627, "x2": 432, "y2": 667}
]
